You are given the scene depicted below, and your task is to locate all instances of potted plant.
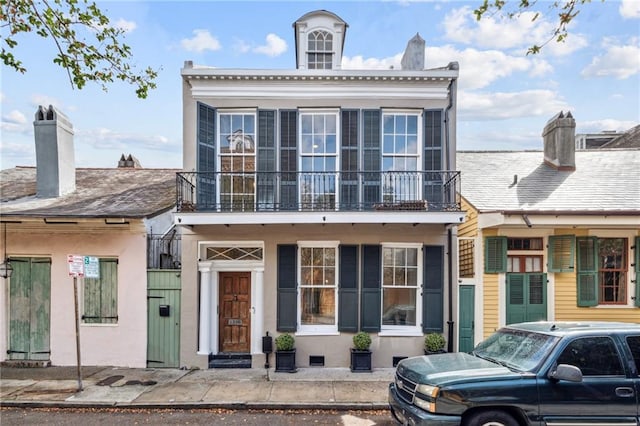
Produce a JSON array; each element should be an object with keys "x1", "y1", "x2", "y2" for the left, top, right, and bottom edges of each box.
[
  {"x1": 350, "y1": 331, "x2": 372, "y2": 372},
  {"x1": 274, "y1": 333, "x2": 296, "y2": 372},
  {"x1": 424, "y1": 332, "x2": 446, "y2": 355}
]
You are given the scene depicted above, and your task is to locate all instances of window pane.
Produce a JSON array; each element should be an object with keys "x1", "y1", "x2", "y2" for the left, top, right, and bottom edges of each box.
[
  {"x1": 382, "y1": 288, "x2": 416, "y2": 325},
  {"x1": 301, "y1": 288, "x2": 335, "y2": 325}
]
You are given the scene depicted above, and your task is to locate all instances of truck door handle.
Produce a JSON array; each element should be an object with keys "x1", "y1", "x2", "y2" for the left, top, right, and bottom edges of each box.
[{"x1": 615, "y1": 387, "x2": 634, "y2": 398}]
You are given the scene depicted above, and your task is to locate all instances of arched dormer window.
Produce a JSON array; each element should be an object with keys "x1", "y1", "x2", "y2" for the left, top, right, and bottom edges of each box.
[{"x1": 307, "y1": 30, "x2": 333, "y2": 69}]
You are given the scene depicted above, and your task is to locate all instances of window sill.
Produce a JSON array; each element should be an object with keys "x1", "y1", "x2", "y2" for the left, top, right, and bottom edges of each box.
[
  {"x1": 378, "y1": 329, "x2": 423, "y2": 337},
  {"x1": 295, "y1": 330, "x2": 340, "y2": 336}
]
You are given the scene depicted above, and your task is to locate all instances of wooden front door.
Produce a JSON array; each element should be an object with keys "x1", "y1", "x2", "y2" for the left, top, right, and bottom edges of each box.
[{"x1": 219, "y1": 272, "x2": 251, "y2": 353}]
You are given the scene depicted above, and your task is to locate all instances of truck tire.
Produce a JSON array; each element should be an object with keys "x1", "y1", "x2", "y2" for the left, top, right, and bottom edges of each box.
[{"x1": 465, "y1": 410, "x2": 520, "y2": 426}]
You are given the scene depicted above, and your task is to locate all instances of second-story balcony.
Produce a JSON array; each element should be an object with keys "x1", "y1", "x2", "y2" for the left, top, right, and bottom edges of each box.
[{"x1": 175, "y1": 170, "x2": 463, "y2": 225}]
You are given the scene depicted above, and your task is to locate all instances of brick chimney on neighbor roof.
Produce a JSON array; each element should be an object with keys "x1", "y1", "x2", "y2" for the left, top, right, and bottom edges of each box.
[
  {"x1": 542, "y1": 111, "x2": 576, "y2": 171},
  {"x1": 118, "y1": 154, "x2": 142, "y2": 168},
  {"x1": 34, "y1": 105, "x2": 76, "y2": 197}
]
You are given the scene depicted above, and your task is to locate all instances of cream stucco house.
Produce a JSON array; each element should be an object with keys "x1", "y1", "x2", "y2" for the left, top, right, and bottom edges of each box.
[{"x1": 176, "y1": 10, "x2": 464, "y2": 369}]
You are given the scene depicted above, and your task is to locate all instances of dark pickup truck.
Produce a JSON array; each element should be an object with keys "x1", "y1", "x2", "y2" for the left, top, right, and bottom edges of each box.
[{"x1": 389, "y1": 321, "x2": 640, "y2": 426}]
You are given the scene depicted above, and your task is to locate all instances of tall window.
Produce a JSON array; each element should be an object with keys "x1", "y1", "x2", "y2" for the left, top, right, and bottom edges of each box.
[
  {"x1": 299, "y1": 243, "x2": 337, "y2": 332},
  {"x1": 382, "y1": 112, "x2": 420, "y2": 202},
  {"x1": 299, "y1": 112, "x2": 338, "y2": 210},
  {"x1": 598, "y1": 238, "x2": 627, "y2": 304},
  {"x1": 307, "y1": 30, "x2": 333, "y2": 69},
  {"x1": 83, "y1": 258, "x2": 118, "y2": 324},
  {"x1": 218, "y1": 112, "x2": 256, "y2": 211},
  {"x1": 382, "y1": 245, "x2": 420, "y2": 328}
]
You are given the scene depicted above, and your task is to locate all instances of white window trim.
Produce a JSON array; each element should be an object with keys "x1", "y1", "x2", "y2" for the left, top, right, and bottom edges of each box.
[
  {"x1": 380, "y1": 243, "x2": 423, "y2": 334},
  {"x1": 297, "y1": 240, "x2": 340, "y2": 335}
]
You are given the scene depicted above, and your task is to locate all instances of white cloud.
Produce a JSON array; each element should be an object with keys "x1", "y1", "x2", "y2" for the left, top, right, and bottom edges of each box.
[
  {"x1": 459, "y1": 89, "x2": 570, "y2": 120},
  {"x1": 442, "y1": 6, "x2": 587, "y2": 56},
  {"x1": 577, "y1": 119, "x2": 639, "y2": 134},
  {"x1": 30, "y1": 94, "x2": 65, "y2": 110},
  {"x1": 0, "y1": 92, "x2": 5, "y2": 103},
  {"x1": 181, "y1": 29, "x2": 221, "y2": 53},
  {"x1": 3, "y1": 110, "x2": 27, "y2": 125},
  {"x1": 341, "y1": 54, "x2": 402, "y2": 70},
  {"x1": 113, "y1": 18, "x2": 137, "y2": 33},
  {"x1": 77, "y1": 127, "x2": 179, "y2": 152},
  {"x1": 253, "y1": 33, "x2": 287, "y2": 57},
  {"x1": 620, "y1": 0, "x2": 640, "y2": 18},
  {"x1": 581, "y1": 37, "x2": 640, "y2": 79},
  {"x1": 233, "y1": 38, "x2": 251, "y2": 54}
]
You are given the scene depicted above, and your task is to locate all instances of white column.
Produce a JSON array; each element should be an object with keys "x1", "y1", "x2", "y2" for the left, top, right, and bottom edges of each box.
[
  {"x1": 197, "y1": 262, "x2": 212, "y2": 355},
  {"x1": 252, "y1": 268, "x2": 265, "y2": 354},
  {"x1": 210, "y1": 270, "x2": 219, "y2": 354}
]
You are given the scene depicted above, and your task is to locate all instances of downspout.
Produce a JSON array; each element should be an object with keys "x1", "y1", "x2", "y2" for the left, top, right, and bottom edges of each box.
[{"x1": 447, "y1": 226, "x2": 454, "y2": 352}]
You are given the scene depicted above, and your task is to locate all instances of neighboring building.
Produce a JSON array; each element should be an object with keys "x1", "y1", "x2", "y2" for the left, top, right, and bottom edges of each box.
[
  {"x1": 458, "y1": 111, "x2": 640, "y2": 347},
  {"x1": 0, "y1": 105, "x2": 178, "y2": 367},
  {"x1": 177, "y1": 10, "x2": 464, "y2": 369},
  {"x1": 575, "y1": 124, "x2": 640, "y2": 149}
]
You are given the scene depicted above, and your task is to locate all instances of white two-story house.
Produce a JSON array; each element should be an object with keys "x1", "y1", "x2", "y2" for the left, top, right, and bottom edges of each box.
[{"x1": 176, "y1": 10, "x2": 463, "y2": 369}]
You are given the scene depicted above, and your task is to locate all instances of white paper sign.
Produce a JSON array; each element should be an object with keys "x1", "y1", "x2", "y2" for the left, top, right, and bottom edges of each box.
[{"x1": 68, "y1": 255, "x2": 84, "y2": 277}]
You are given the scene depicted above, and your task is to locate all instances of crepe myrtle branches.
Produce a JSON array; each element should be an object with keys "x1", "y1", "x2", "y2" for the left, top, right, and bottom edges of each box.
[{"x1": 1, "y1": 0, "x2": 158, "y2": 98}]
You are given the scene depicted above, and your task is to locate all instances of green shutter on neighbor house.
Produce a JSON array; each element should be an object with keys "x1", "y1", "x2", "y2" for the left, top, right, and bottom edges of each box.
[
  {"x1": 635, "y1": 236, "x2": 640, "y2": 307},
  {"x1": 423, "y1": 245, "x2": 444, "y2": 333},
  {"x1": 277, "y1": 245, "x2": 297, "y2": 332},
  {"x1": 280, "y1": 110, "x2": 298, "y2": 210},
  {"x1": 338, "y1": 245, "x2": 358, "y2": 332},
  {"x1": 485, "y1": 236, "x2": 507, "y2": 273},
  {"x1": 361, "y1": 245, "x2": 381, "y2": 332},
  {"x1": 548, "y1": 235, "x2": 575, "y2": 272},
  {"x1": 83, "y1": 258, "x2": 118, "y2": 324},
  {"x1": 576, "y1": 237, "x2": 598, "y2": 307},
  {"x1": 197, "y1": 102, "x2": 216, "y2": 210},
  {"x1": 257, "y1": 109, "x2": 276, "y2": 210}
]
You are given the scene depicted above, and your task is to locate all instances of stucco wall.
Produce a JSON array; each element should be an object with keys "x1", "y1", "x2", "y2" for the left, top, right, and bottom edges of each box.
[
  {"x1": 179, "y1": 223, "x2": 453, "y2": 369},
  {"x1": 0, "y1": 223, "x2": 148, "y2": 367}
]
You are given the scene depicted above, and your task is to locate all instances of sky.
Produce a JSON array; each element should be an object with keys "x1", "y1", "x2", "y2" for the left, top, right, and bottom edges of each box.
[{"x1": 1, "y1": 0, "x2": 639, "y2": 170}]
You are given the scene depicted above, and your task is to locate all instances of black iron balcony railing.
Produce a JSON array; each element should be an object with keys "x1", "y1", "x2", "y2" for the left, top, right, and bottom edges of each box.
[{"x1": 176, "y1": 171, "x2": 461, "y2": 213}]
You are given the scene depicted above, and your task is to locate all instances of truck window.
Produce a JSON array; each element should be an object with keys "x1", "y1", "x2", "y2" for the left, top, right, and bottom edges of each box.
[
  {"x1": 556, "y1": 336, "x2": 624, "y2": 376},
  {"x1": 626, "y1": 336, "x2": 640, "y2": 376}
]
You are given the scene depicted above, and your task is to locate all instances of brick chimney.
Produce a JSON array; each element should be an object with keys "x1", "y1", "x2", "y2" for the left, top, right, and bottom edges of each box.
[
  {"x1": 33, "y1": 105, "x2": 76, "y2": 197},
  {"x1": 542, "y1": 111, "x2": 576, "y2": 171}
]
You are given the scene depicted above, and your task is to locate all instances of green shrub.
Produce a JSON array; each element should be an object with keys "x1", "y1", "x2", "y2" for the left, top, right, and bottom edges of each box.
[
  {"x1": 275, "y1": 333, "x2": 295, "y2": 351},
  {"x1": 352, "y1": 331, "x2": 372, "y2": 351},
  {"x1": 424, "y1": 333, "x2": 446, "y2": 352}
]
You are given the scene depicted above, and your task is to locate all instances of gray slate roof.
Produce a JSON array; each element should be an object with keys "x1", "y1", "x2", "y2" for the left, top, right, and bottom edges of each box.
[
  {"x1": 457, "y1": 149, "x2": 640, "y2": 213},
  {"x1": 0, "y1": 167, "x2": 179, "y2": 218}
]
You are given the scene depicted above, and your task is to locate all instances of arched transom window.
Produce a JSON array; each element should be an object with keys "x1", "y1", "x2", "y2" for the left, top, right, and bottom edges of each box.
[{"x1": 307, "y1": 30, "x2": 333, "y2": 69}]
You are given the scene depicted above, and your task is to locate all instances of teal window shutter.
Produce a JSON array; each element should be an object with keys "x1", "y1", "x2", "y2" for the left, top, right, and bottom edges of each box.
[
  {"x1": 635, "y1": 237, "x2": 640, "y2": 307},
  {"x1": 257, "y1": 109, "x2": 276, "y2": 210},
  {"x1": 197, "y1": 102, "x2": 216, "y2": 210},
  {"x1": 576, "y1": 237, "x2": 598, "y2": 307},
  {"x1": 277, "y1": 245, "x2": 297, "y2": 331},
  {"x1": 362, "y1": 110, "x2": 381, "y2": 209},
  {"x1": 340, "y1": 110, "x2": 359, "y2": 210},
  {"x1": 279, "y1": 110, "x2": 298, "y2": 209},
  {"x1": 548, "y1": 235, "x2": 575, "y2": 272},
  {"x1": 338, "y1": 245, "x2": 358, "y2": 332},
  {"x1": 361, "y1": 245, "x2": 381, "y2": 332},
  {"x1": 485, "y1": 236, "x2": 507, "y2": 273},
  {"x1": 423, "y1": 245, "x2": 444, "y2": 333}
]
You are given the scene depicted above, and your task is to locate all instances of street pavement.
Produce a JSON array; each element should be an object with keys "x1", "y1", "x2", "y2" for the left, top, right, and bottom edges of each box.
[{"x1": 0, "y1": 365, "x2": 395, "y2": 410}]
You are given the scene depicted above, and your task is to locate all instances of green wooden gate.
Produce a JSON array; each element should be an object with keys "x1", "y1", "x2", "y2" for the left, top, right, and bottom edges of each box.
[
  {"x1": 506, "y1": 273, "x2": 547, "y2": 325},
  {"x1": 147, "y1": 270, "x2": 181, "y2": 368},
  {"x1": 8, "y1": 257, "x2": 51, "y2": 361},
  {"x1": 458, "y1": 285, "x2": 475, "y2": 353}
]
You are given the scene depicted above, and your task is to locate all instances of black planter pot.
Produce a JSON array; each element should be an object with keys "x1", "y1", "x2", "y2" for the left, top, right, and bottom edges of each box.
[
  {"x1": 275, "y1": 349, "x2": 297, "y2": 372},
  {"x1": 424, "y1": 349, "x2": 447, "y2": 355},
  {"x1": 350, "y1": 348, "x2": 372, "y2": 372}
]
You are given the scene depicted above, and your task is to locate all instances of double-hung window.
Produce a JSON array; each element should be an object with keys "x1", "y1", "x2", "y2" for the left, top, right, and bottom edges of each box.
[
  {"x1": 382, "y1": 111, "x2": 421, "y2": 202},
  {"x1": 299, "y1": 111, "x2": 338, "y2": 210},
  {"x1": 218, "y1": 111, "x2": 256, "y2": 211},
  {"x1": 298, "y1": 242, "x2": 338, "y2": 333},
  {"x1": 577, "y1": 237, "x2": 628, "y2": 305},
  {"x1": 381, "y1": 244, "x2": 421, "y2": 331},
  {"x1": 83, "y1": 258, "x2": 118, "y2": 324}
]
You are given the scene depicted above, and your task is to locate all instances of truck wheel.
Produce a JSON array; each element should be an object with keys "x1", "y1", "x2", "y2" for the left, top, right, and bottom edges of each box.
[{"x1": 465, "y1": 410, "x2": 519, "y2": 426}]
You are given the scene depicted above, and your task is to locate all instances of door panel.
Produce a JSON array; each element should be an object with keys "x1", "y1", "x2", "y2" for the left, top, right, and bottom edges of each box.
[
  {"x1": 147, "y1": 270, "x2": 181, "y2": 368},
  {"x1": 219, "y1": 272, "x2": 251, "y2": 353},
  {"x1": 506, "y1": 273, "x2": 547, "y2": 325},
  {"x1": 458, "y1": 285, "x2": 475, "y2": 353},
  {"x1": 9, "y1": 258, "x2": 51, "y2": 361}
]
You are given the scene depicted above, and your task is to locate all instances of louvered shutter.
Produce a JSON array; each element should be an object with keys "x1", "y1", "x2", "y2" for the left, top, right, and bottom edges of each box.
[
  {"x1": 362, "y1": 110, "x2": 381, "y2": 209},
  {"x1": 257, "y1": 109, "x2": 276, "y2": 210},
  {"x1": 576, "y1": 237, "x2": 598, "y2": 307},
  {"x1": 197, "y1": 102, "x2": 216, "y2": 210},
  {"x1": 277, "y1": 245, "x2": 297, "y2": 331},
  {"x1": 423, "y1": 245, "x2": 444, "y2": 333},
  {"x1": 279, "y1": 110, "x2": 297, "y2": 210},
  {"x1": 485, "y1": 237, "x2": 507, "y2": 273},
  {"x1": 361, "y1": 245, "x2": 381, "y2": 332},
  {"x1": 548, "y1": 235, "x2": 575, "y2": 272},
  {"x1": 340, "y1": 110, "x2": 359, "y2": 210},
  {"x1": 338, "y1": 245, "x2": 358, "y2": 332}
]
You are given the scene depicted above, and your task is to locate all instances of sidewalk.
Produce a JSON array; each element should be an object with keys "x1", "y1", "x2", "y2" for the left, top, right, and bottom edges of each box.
[{"x1": 0, "y1": 365, "x2": 395, "y2": 410}]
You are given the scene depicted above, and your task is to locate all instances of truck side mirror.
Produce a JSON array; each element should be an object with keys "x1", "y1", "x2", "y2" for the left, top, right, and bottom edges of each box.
[{"x1": 548, "y1": 364, "x2": 583, "y2": 382}]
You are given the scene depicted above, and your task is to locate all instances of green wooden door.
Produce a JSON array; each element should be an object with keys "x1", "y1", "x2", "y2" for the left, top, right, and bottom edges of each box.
[
  {"x1": 147, "y1": 270, "x2": 181, "y2": 368},
  {"x1": 506, "y1": 273, "x2": 547, "y2": 325},
  {"x1": 8, "y1": 257, "x2": 51, "y2": 361},
  {"x1": 458, "y1": 285, "x2": 475, "y2": 353}
]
